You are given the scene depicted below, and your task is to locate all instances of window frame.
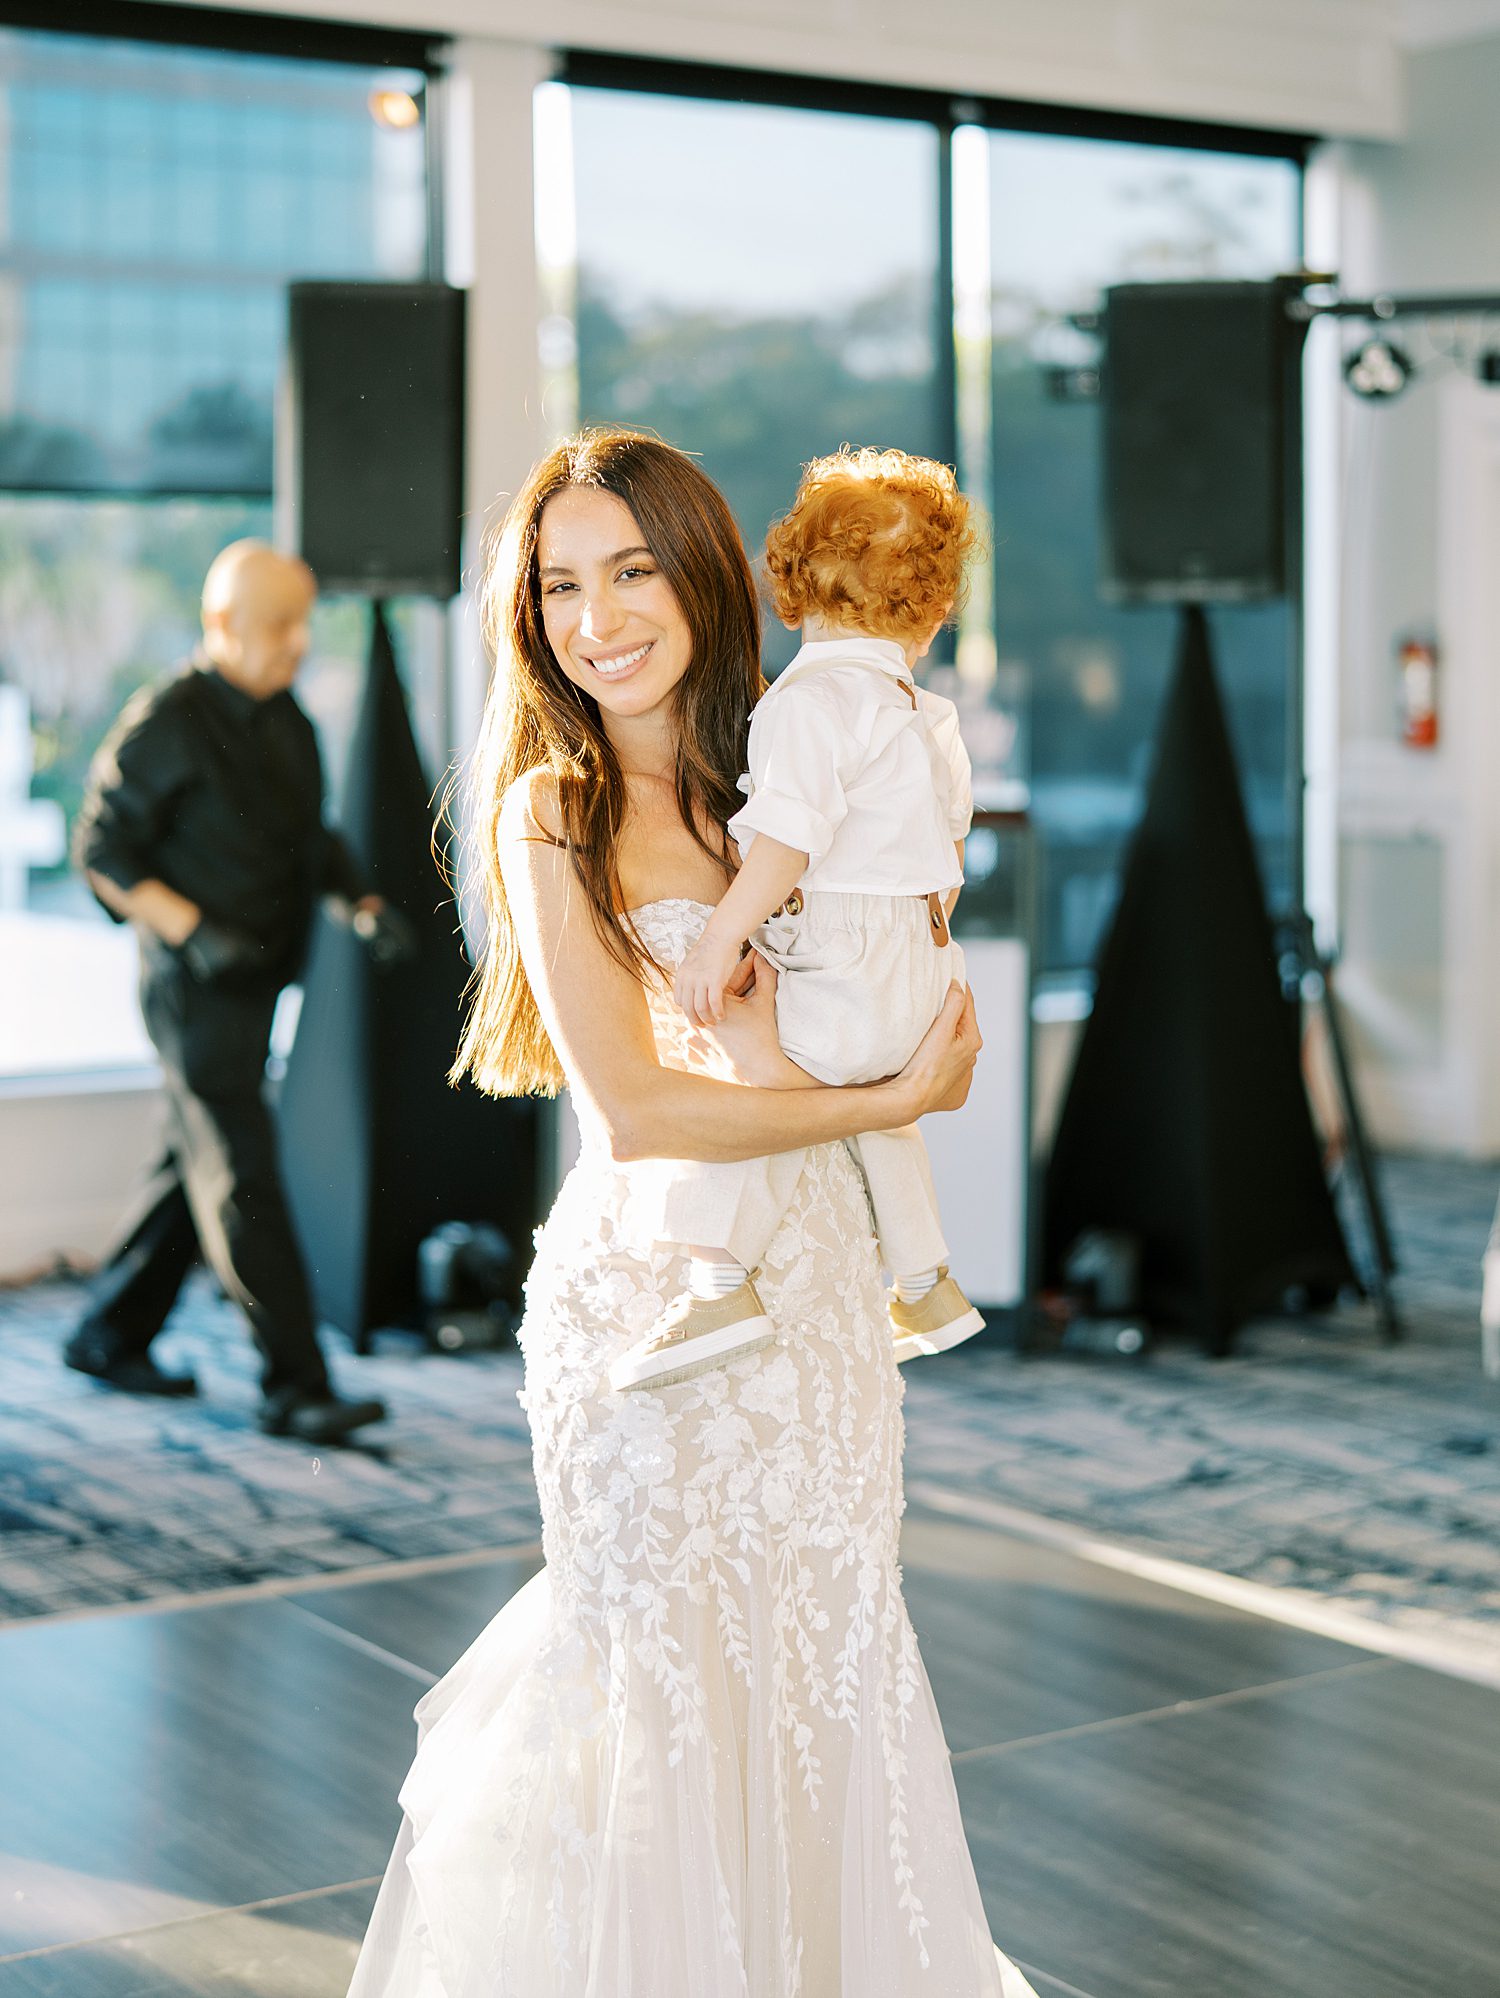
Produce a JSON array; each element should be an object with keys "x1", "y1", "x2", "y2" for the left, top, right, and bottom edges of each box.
[
  {"x1": 559, "y1": 48, "x2": 1313, "y2": 165},
  {"x1": 0, "y1": 0, "x2": 444, "y2": 72}
]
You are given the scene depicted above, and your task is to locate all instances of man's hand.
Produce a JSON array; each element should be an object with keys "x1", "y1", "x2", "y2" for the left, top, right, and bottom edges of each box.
[
  {"x1": 88, "y1": 873, "x2": 202, "y2": 948},
  {"x1": 178, "y1": 919, "x2": 271, "y2": 984},
  {"x1": 673, "y1": 925, "x2": 745, "y2": 1026}
]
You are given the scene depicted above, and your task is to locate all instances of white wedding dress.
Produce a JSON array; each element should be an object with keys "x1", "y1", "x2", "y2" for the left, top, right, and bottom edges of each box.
[{"x1": 348, "y1": 900, "x2": 1037, "y2": 1998}]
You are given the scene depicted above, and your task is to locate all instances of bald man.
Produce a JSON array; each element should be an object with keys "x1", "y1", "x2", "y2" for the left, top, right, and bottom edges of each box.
[{"x1": 65, "y1": 541, "x2": 395, "y2": 1443}]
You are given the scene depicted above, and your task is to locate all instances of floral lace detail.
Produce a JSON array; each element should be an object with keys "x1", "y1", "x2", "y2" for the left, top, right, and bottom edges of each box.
[{"x1": 349, "y1": 898, "x2": 1020, "y2": 1998}]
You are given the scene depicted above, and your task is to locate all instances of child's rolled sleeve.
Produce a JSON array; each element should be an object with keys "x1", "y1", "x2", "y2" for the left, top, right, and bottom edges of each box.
[{"x1": 729, "y1": 783, "x2": 839, "y2": 863}]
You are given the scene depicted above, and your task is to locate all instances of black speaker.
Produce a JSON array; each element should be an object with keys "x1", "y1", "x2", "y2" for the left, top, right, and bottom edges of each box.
[
  {"x1": 1043, "y1": 607, "x2": 1354, "y2": 1354},
  {"x1": 1101, "y1": 280, "x2": 1301, "y2": 603},
  {"x1": 280, "y1": 282, "x2": 465, "y2": 599},
  {"x1": 279, "y1": 605, "x2": 539, "y2": 1346}
]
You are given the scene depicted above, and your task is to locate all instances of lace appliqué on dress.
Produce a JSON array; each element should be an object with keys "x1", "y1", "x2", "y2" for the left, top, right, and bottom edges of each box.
[{"x1": 347, "y1": 898, "x2": 1030, "y2": 1998}]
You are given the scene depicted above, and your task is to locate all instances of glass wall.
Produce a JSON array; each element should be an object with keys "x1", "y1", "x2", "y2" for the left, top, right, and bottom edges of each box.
[
  {"x1": 0, "y1": 29, "x2": 427, "y2": 492},
  {"x1": 557, "y1": 85, "x2": 1302, "y2": 971},
  {"x1": 984, "y1": 133, "x2": 1302, "y2": 973},
  {"x1": 563, "y1": 85, "x2": 946, "y2": 673},
  {"x1": 0, "y1": 28, "x2": 433, "y2": 1078},
  {"x1": 3, "y1": 46, "x2": 1307, "y2": 1077}
]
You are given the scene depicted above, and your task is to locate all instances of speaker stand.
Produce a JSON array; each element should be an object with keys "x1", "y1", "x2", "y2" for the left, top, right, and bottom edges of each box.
[{"x1": 1279, "y1": 907, "x2": 1402, "y2": 1343}]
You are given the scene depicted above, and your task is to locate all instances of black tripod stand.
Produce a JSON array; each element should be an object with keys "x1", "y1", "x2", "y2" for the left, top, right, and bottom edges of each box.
[{"x1": 1275, "y1": 908, "x2": 1401, "y2": 1342}]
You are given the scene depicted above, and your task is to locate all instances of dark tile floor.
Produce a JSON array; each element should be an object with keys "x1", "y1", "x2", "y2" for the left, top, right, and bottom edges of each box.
[{"x1": 3, "y1": 1505, "x2": 1497, "y2": 1998}]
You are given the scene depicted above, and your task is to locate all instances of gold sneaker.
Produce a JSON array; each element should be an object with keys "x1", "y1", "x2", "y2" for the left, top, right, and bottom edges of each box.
[
  {"x1": 889, "y1": 1270, "x2": 985, "y2": 1363},
  {"x1": 609, "y1": 1274, "x2": 775, "y2": 1393}
]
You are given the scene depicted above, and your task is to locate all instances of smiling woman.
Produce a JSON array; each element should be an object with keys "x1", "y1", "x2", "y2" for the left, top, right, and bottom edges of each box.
[
  {"x1": 539, "y1": 502, "x2": 692, "y2": 702},
  {"x1": 347, "y1": 425, "x2": 1017, "y2": 1997},
  {"x1": 453, "y1": 427, "x2": 764, "y2": 1100}
]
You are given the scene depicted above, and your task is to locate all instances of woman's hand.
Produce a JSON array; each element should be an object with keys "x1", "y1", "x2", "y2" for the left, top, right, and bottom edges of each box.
[
  {"x1": 893, "y1": 982, "x2": 982, "y2": 1121},
  {"x1": 684, "y1": 952, "x2": 811, "y2": 1089}
]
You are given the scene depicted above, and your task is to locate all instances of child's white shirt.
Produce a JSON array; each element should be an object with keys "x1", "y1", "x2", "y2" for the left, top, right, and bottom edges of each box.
[{"x1": 726, "y1": 636, "x2": 972, "y2": 895}]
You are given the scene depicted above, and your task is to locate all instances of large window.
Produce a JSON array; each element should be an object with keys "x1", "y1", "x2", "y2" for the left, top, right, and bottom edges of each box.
[
  {"x1": 0, "y1": 29, "x2": 427, "y2": 492},
  {"x1": 555, "y1": 74, "x2": 1303, "y2": 974},
  {"x1": 3, "y1": 49, "x2": 1309, "y2": 1082},
  {"x1": 558, "y1": 82, "x2": 946, "y2": 674},
  {"x1": 0, "y1": 27, "x2": 434, "y2": 1079}
]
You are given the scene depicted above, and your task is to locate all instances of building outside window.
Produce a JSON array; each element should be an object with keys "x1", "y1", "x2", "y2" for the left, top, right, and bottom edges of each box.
[{"x1": 0, "y1": 28, "x2": 431, "y2": 1077}]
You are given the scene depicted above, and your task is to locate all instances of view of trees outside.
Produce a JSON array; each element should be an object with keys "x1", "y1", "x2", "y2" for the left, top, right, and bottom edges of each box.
[
  {"x1": 0, "y1": 499, "x2": 425, "y2": 920},
  {"x1": 565, "y1": 87, "x2": 946, "y2": 678},
  {"x1": 987, "y1": 133, "x2": 1302, "y2": 972},
  {"x1": 0, "y1": 489, "x2": 440, "y2": 1074},
  {"x1": 560, "y1": 88, "x2": 1302, "y2": 974}
]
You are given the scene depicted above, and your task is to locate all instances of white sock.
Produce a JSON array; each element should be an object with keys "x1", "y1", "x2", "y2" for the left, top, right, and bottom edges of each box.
[
  {"x1": 688, "y1": 1257, "x2": 747, "y2": 1300},
  {"x1": 894, "y1": 1268, "x2": 940, "y2": 1304}
]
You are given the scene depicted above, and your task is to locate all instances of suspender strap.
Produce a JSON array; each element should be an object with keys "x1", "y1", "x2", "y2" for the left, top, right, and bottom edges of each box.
[
  {"x1": 774, "y1": 673, "x2": 949, "y2": 944},
  {"x1": 899, "y1": 677, "x2": 949, "y2": 946}
]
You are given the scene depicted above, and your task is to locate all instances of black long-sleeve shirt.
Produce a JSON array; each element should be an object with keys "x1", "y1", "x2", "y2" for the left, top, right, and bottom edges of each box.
[{"x1": 74, "y1": 654, "x2": 367, "y2": 986}]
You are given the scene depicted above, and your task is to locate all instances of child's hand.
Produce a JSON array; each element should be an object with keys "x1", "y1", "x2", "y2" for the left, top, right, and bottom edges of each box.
[
  {"x1": 673, "y1": 927, "x2": 745, "y2": 1025},
  {"x1": 684, "y1": 953, "x2": 803, "y2": 1087}
]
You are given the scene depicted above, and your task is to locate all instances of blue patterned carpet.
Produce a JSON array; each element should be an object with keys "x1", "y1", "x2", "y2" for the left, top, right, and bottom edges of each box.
[{"x1": 2, "y1": 1155, "x2": 1498, "y2": 1670}]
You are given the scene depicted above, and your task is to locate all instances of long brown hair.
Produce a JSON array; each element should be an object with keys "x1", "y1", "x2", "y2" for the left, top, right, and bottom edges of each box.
[{"x1": 450, "y1": 428, "x2": 765, "y2": 1097}]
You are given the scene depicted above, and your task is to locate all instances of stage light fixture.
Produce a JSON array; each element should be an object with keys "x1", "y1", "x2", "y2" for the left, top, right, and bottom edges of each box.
[
  {"x1": 1343, "y1": 338, "x2": 1413, "y2": 399},
  {"x1": 369, "y1": 87, "x2": 422, "y2": 130}
]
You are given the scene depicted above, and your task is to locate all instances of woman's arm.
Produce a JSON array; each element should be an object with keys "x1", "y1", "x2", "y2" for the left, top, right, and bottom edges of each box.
[{"x1": 499, "y1": 775, "x2": 977, "y2": 1165}]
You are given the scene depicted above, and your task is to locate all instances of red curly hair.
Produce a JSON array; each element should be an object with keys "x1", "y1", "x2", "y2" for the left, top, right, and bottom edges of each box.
[{"x1": 763, "y1": 446, "x2": 978, "y2": 644}]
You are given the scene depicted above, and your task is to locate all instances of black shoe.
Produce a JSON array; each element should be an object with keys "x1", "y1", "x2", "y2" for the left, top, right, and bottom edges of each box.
[
  {"x1": 64, "y1": 1342, "x2": 198, "y2": 1398},
  {"x1": 256, "y1": 1390, "x2": 387, "y2": 1443}
]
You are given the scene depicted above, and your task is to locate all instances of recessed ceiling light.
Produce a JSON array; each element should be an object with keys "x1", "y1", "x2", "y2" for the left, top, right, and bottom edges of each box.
[{"x1": 369, "y1": 88, "x2": 422, "y2": 131}]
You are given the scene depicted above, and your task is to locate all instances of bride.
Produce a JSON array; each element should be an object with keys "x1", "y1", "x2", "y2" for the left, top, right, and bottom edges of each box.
[{"x1": 348, "y1": 428, "x2": 1037, "y2": 1998}]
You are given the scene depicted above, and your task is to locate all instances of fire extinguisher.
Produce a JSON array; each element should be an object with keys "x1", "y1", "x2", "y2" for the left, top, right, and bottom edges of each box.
[{"x1": 1399, "y1": 637, "x2": 1438, "y2": 749}]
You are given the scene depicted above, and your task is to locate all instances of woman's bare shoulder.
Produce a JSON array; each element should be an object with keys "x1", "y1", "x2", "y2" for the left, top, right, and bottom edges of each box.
[{"x1": 498, "y1": 766, "x2": 564, "y2": 848}]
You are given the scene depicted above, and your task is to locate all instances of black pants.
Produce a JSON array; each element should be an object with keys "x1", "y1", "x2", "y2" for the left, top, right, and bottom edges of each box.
[{"x1": 73, "y1": 967, "x2": 329, "y2": 1399}]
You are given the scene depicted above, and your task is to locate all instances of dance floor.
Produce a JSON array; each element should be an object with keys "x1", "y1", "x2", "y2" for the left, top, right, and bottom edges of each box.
[
  {"x1": 2, "y1": 1500, "x2": 1497, "y2": 1998},
  {"x1": 6, "y1": 1158, "x2": 1498, "y2": 1670}
]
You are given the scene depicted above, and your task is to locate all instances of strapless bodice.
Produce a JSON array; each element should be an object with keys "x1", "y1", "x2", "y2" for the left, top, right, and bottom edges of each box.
[{"x1": 625, "y1": 897, "x2": 720, "y2": 1077}]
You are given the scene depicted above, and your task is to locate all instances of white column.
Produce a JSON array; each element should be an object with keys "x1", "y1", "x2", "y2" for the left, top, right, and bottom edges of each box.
[
  {"x1": 1436, "y1": 380, "x2": 1500, "y2": 1155},
  {"x1": 441, "y1": 37, "x2": 555, "y2": 765},
  {"x1": 1301, "y1": 144, "x2": 1342, "y2": 954}
]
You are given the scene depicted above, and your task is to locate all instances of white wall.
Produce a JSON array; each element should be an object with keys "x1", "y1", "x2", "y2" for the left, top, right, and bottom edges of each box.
[
  {"x1": 0, "y1": 1076, "x2": 163, "y2": 1279},
  {"x1": 1329, "y1": 33, "x2": 1500, "y2": 1153}
]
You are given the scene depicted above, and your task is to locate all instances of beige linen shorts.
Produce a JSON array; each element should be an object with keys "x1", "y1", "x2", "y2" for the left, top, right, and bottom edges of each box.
[
  {"x1": 623, "y1": 890, "x2": 961, "y2": 1273},
  {"x1": 755, "y1": 889, "x2": 964, "y2": 1086}
]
